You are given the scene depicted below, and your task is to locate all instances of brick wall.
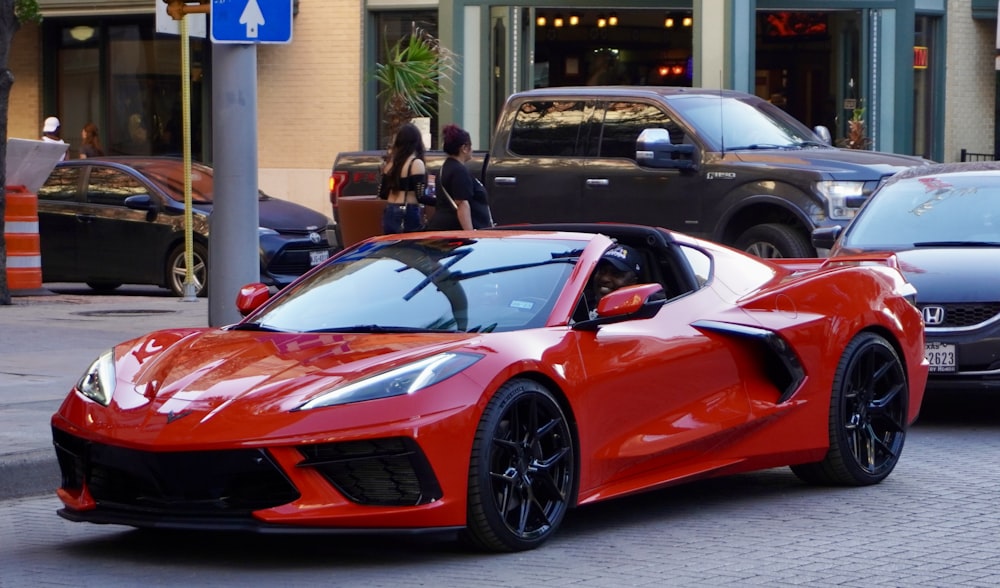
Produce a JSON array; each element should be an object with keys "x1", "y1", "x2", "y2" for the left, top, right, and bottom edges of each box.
[
  {"x1": 8, "y1": 22, "x2": 41, "y2": 143},
  {"x1": 944, "y1": 0, "x2": 996, "y2": 162},
  {"x1": 257, "y1": 0, "x2": 363, "y2": 214}
]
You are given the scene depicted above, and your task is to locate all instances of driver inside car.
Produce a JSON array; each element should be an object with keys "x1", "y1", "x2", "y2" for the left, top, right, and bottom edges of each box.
[{"x1": 576, "y1": 244, "x2": 643, "y2": 321}]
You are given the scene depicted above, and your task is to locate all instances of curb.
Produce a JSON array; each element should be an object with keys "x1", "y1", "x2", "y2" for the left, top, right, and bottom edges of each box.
[{"x1": 0, "y1": 449, "x2": 59, "y2": 500}]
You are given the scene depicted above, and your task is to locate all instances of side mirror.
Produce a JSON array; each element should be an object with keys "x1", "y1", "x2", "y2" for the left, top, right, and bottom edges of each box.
[
  {"x1": 813, "y1": 125, "x2": 832, "y2": 146},
  {"x1": 635, "y1": 128, "x2": 695, "y2": 170},
  {"x1": 573, "y1": 283, "x2": 666, "y2": 331},
  {"x1": 236, "y1": 282, "x2": 271, "y2": 316},
  {"x1": 811, "y1": 226, "x2": 842, "y2": 251},
  {"x1": 124, "y1": 194, "x2": 159, "y2": 221}
]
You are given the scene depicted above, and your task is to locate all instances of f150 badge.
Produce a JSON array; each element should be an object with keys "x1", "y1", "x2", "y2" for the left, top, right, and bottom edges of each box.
[{"x1": 707, "y1": 172, "x2": 736, "y2": 180}]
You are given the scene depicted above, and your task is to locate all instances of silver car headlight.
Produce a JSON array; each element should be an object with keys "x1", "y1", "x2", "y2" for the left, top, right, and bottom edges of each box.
[
  {"x1": 297, "y1": 352, "x2": 484, "y2": 410},
  {"x1": 816, "y1": 180, "x2": 866, "y2": 220},
  {"x1": 77, "y1": 350, "x2": 116, "y2": 406}
]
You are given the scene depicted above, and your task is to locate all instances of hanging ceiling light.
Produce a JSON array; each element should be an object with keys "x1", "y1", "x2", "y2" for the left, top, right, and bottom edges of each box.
[
  {"x1": 597, "y1": 15, "x2": 607, "y2": 28},
  {"x1": 608, "y1": 12, "x2": 618, "y2": 26},
  {"x1": 664, "y1": 17, "x2": 674, "y2": 28},
  {"x1": 683, "y1": 16, "x2": 693, "y2": 27},
  {"x1": 536, "y1": 15, "x2": 546, "y2": 27},
  {"x1": 69, "y1": 25, "x2": 95, "y2": 42},
  {"x1": 553, "y1": 14, "x2": 564, "y2": 27},
  {"x1": 569, "y1": 14, "x2": 580, "y2": 26}
]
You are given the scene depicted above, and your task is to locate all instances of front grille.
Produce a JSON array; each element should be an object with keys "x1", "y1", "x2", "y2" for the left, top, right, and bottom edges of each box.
[
  {"x1": 53, "y1": 428, "x2": 299, "y2": 516},
  {"x1": 298, "y1": 437, "x2": 442, "y2": 507},
  {"x1": 920, "y1": 303, "x2": 1000, "y2": 328},
  {"x1": 266, "y1": 245, "x2": 330, "y2": 276}
]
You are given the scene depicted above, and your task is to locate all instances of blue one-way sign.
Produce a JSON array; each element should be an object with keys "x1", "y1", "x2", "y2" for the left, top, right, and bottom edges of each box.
[{"x1": 211, "y1": 0, "x2": 293, "y2": 44}]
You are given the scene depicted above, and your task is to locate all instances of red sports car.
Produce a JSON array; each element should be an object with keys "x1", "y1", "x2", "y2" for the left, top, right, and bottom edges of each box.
[{"x1": 52, "y1": 224, "x2": 928, "y2": 552}]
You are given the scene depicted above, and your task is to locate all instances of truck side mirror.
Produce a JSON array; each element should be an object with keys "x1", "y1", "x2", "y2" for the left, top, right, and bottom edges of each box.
[
  {"x1": 813, "y1": 125, "x2": 832, "y2": 146},
  {"x1": 635, "y1": 128, "x2": 695, "y2": 170}
]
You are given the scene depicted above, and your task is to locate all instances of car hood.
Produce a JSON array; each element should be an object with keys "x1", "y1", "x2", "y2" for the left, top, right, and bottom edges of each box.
[
  {"x1": 96, "y1": 328, "x2": 477, "y2": 440},
  {"x1": 732, "y1": 148, "x2": 929, "y2": 179},
  {"x1": 258, "y1": 197, "x2": 331, "y2": 231},
  {"x1": 852, "y1": 248, "x2": 1000, "y2": 304}
]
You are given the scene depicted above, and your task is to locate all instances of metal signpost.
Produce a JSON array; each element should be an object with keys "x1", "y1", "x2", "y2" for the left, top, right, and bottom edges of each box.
[{"x1": 163, "y1": 0, "x2": 292, "y2": 325}]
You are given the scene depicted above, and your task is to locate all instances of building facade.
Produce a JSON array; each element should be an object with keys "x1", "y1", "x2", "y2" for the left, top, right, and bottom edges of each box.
[{"x1": 8, "y1": 0, "x2": 997, "y2": 216}]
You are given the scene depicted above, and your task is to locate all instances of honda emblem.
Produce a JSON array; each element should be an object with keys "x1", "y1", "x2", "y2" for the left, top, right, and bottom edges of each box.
[{"x1": 921, "y1": 306, "x2": 945, "y2": 326}]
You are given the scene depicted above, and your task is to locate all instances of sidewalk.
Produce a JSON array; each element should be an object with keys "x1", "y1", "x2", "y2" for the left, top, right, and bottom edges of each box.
[{"x1": 0, "y1": 287, "x2": 209, "y2": 499}]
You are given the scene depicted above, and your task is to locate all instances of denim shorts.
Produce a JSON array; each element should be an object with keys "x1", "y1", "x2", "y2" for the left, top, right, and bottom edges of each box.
[{"x1": 382, "y1": 203, "x2": 423, "y2": 234}]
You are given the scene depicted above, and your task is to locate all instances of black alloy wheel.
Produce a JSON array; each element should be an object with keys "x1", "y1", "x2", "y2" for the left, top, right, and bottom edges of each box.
[
  {"x1": 791, "y1": 332, "x2": 908, "y2": 486},
  {"x1": 465, "y1": 378, "x2": 575, "y2": 552}
]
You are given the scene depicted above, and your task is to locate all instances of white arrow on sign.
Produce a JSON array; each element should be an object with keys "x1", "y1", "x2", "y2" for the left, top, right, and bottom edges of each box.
[{"x1": 239, "y1": 0, "x2": 266, "y2": 38}]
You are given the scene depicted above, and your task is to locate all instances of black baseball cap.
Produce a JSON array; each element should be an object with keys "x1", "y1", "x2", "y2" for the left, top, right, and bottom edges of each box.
[{"x1": 600, "y1": 244, "x2": 642, "y2": 275}]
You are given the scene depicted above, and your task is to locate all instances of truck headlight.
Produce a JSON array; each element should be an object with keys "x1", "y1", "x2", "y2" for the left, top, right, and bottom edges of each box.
[{"x1": 816, "y1": 181, "x2": 866, "y2": 220}]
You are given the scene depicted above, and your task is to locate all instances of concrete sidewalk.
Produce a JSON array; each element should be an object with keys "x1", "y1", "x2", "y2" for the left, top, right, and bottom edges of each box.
[{"x1": 0, "y1": 288, "x2": 209, "y2": 499}]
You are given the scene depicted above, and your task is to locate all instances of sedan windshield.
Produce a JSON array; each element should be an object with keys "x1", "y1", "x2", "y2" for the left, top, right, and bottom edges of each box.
[
  {"x1": 245, "y1": 236, "x2": 585, "y2": 333},
  {"x1": 843, "y1": 173, "x2": 1000, "y2": 248}
]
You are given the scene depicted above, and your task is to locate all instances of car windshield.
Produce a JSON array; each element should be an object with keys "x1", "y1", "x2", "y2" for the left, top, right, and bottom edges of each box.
[
  {"x1": 243, "y1": 236, "x2": 585, "y2": 333},
  {"x1": 668, "y1": 94, "x2": 820, "y2": 151},
  {"x1": 843, "y1": 172, "x2": 1000, "y2": 248}
]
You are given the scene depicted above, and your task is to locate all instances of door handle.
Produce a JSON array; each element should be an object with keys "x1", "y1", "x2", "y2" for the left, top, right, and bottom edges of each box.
[
  {"x1": 494, "y1": 176, "x2": 517, "y2": 186},
  {"x1": 585, "y1": 178, "x2": 610, "y2": 187},
  {"x1": 75, "y1": 214, "x2": 97, "y2": 224}
]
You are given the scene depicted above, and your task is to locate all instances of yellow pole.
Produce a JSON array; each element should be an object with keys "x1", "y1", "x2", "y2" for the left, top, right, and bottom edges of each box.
[{"x1": 180, "y1": 14, "x2": 197, "y2": 300}]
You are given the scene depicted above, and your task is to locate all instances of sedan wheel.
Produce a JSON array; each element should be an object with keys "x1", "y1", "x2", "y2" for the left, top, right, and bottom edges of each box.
[
  {"x1": 465, "y1": 379, "x2": 575, "y2": 552},
  {"x1": 166, "y1": 242, "x2": 208, "y2": 298},
  {"x1": 791, "y1": 332, "x2": 908, "y2": 486}
]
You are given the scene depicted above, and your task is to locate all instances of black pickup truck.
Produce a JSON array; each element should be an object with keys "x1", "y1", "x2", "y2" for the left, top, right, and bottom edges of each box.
[{"x1": 330, "y1": 86, "x2": 930, "y2": 256}]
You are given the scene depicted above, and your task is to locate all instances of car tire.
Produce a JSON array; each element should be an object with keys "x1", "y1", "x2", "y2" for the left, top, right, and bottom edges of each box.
[
  {"x1": 85, "y1": 282, "x2": 122, "y2": 293},
  {"x1": 165, "y1": 242, "x2": 208, "y2": 298},
  {"x1": 790, "y1": 332, "x2": 908, "y2": 486},
  {"x1": 735, "y1": 223, "x2": 814, "y2": 258},
  {"x1": 464, "y1": 378, "x2": 575, "y2": 552}
]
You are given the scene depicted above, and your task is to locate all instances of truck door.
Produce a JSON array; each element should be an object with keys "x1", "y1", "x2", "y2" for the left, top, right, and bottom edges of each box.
[
  {"x1": 580, "y1": 100, "x2": 704, "y2": 235},
  {"x1": 487, "y1": 99, "x2": 597, "y2": 225}
]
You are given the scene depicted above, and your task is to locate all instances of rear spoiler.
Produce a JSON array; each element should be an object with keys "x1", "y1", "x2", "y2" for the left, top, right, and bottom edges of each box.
[{"x1": 771, "y1": 252, "x2": 900, "y2": 275}]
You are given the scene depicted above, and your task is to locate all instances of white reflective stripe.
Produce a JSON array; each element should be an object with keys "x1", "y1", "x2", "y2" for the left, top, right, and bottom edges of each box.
[
  {"x1": 3, "y1": 221, "x2": 39, "y2": 234},
  {"x1": 4, "y1": 255, "x2": 41, "y2": 268}
]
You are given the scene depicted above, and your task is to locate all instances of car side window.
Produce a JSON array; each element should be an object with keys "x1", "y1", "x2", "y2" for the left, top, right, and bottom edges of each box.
[
  {"x1": 508, "y1": 100, "x2": 589, "y2": 157},
  {"x1": 37, "y1": 166, "x2": 82, "y2": 202},
  {"x1": 86, "y1": 167, "x2": 148, "y2": 206},
  {"x1": 598, "y1": 101, "x2": 686, "y2": 160},
  {"x1": 677, "y1": 244, "x2": 712, "y2": 288}
]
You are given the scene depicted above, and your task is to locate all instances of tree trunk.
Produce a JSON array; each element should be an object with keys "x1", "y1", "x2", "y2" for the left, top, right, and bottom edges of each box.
[{"x1": 0, "y1": 0, "x2": 22, "y2": 305}]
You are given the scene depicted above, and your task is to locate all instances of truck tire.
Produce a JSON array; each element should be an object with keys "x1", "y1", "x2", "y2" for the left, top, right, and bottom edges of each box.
[{"x1": 735, "y1": 223, "x2": 814, "y2": 259}]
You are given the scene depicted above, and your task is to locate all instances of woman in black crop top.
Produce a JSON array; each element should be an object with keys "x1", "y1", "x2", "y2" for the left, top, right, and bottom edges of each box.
[{"x1": 378, "y1": 123, "x2": 427, "y2": 234}]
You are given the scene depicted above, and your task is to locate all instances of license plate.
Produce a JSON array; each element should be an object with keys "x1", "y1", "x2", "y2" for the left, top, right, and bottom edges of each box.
[
  {"x1": 309, "y1": 250, "x2": 330, "y2": 266},
  {"x1": 925, "y1": 341, "x2": 957, "y2": 373}
]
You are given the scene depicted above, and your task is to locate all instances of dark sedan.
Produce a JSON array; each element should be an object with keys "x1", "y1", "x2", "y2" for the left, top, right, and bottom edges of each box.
[
  {"x1": 37, "y1": 157, "x2": 336, "y2": 296},
  {"x1": 814, "y1": 161, "x2": 1000, "y2": 391}
]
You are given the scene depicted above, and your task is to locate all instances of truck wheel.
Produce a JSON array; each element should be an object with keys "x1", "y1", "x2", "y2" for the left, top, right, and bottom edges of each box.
[{"x1": 735, "y1": 223, "x2": 814, "y2": 258}]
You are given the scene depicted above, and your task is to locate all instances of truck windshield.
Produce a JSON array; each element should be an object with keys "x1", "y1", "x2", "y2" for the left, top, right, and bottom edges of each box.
[{"x1": 669, "y1": 95, "x2": 819, "y2": 152}]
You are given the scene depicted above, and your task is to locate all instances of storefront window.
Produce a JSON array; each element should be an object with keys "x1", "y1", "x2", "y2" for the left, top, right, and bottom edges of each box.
[{"x1": 44, "y1": 18, "x2": 208, "y2": 161}]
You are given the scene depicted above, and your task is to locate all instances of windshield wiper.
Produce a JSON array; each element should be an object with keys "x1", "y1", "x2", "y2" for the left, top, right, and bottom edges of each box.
[
  {"x1": 795, "y1": 140, "x2": 830, "y2": 148},
  {"x1": 306, "y1": 325, "x2": 459, "y2": 334},
  {"x1": 230, "y1": 322, "x2": 284, "y2": 332},
  {"x1": 725, "y1": 143, "x2": 792, "y2": 151},
  {"x1": 913, "y1": 241, "x2": 1000, "y2": 247}
]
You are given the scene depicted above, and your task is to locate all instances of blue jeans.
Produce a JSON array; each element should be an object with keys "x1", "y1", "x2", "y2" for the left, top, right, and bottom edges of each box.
[{"x1": 382, "y1": 204, "x2": 422, "y2": 234}]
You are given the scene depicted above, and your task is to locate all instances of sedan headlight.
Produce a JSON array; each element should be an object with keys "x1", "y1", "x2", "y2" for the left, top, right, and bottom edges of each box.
[
  {"x1": 258, "y1": 227, "x2": 278, "y2": 236},
  {"x1": 77, "y1": 350, "x2": 116, "y2": 406},
  {"x1": 816, "y1": 180, "x2": 866, "y2": 220},
  {"x1": 297, "y1": 352, "x2": 483, "y2": 410}
]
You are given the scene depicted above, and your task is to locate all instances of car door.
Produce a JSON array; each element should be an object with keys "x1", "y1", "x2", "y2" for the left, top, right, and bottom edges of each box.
[
  {"x1": 572, "y1": 245, "x2": 752, "y2": 493},
  {"x1": 486, "y1": 98, "x2": 597, "y2": 224},
  {"x1": 36, "y1": 165, "x2": 84, "y2": 281},
  {"x1": 78, "y1": 164, "x2": 175, "y2": 285},
  {"x1": 579, "y1": 99, "x2": 704, "y2": 234}
]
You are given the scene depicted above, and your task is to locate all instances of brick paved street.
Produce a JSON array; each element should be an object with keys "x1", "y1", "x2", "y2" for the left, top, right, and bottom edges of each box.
[{"x1": 1, "y1": 392, "x2": 998, "y2": 587}]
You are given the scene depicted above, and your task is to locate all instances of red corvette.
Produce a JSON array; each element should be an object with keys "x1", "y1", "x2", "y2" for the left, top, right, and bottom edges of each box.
[{"x1": 52, "y1": 224, "x2": 928, "y2": 552}]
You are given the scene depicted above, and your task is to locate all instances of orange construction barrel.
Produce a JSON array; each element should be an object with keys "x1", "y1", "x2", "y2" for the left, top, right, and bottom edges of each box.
[{"x1": 4, "y1": 185, "x2": 44, "y2": 294}]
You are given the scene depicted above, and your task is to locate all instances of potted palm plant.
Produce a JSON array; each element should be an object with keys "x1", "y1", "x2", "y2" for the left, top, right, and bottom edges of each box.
[{"x1": 373, "y1": 25, "x2": 456, "y2": 146}]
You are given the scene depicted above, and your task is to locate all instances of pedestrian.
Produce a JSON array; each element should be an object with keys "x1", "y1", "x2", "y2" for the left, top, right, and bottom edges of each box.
[
  {"x1": 79, "y1": 122, "x2": 105, "y2": 158},
  {"x1": 41, "y1": 116, "x2": 67, "y2": 161},
  {"x1": 425, "y1": 124, "x2": 493, "y2": 231},
  {"x1": 377, "y1": 122, "x2": 427, "y2": 234}
]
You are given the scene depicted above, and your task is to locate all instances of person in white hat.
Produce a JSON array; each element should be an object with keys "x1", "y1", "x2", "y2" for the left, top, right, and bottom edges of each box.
[{"x1": 42, "y1": 116, "x2": 67, "y2": 160}]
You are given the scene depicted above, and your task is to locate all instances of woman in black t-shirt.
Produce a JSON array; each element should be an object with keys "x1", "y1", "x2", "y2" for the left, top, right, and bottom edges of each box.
[{"x1": 425, "y1": 124, "x2": 492, "y2": 230}]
